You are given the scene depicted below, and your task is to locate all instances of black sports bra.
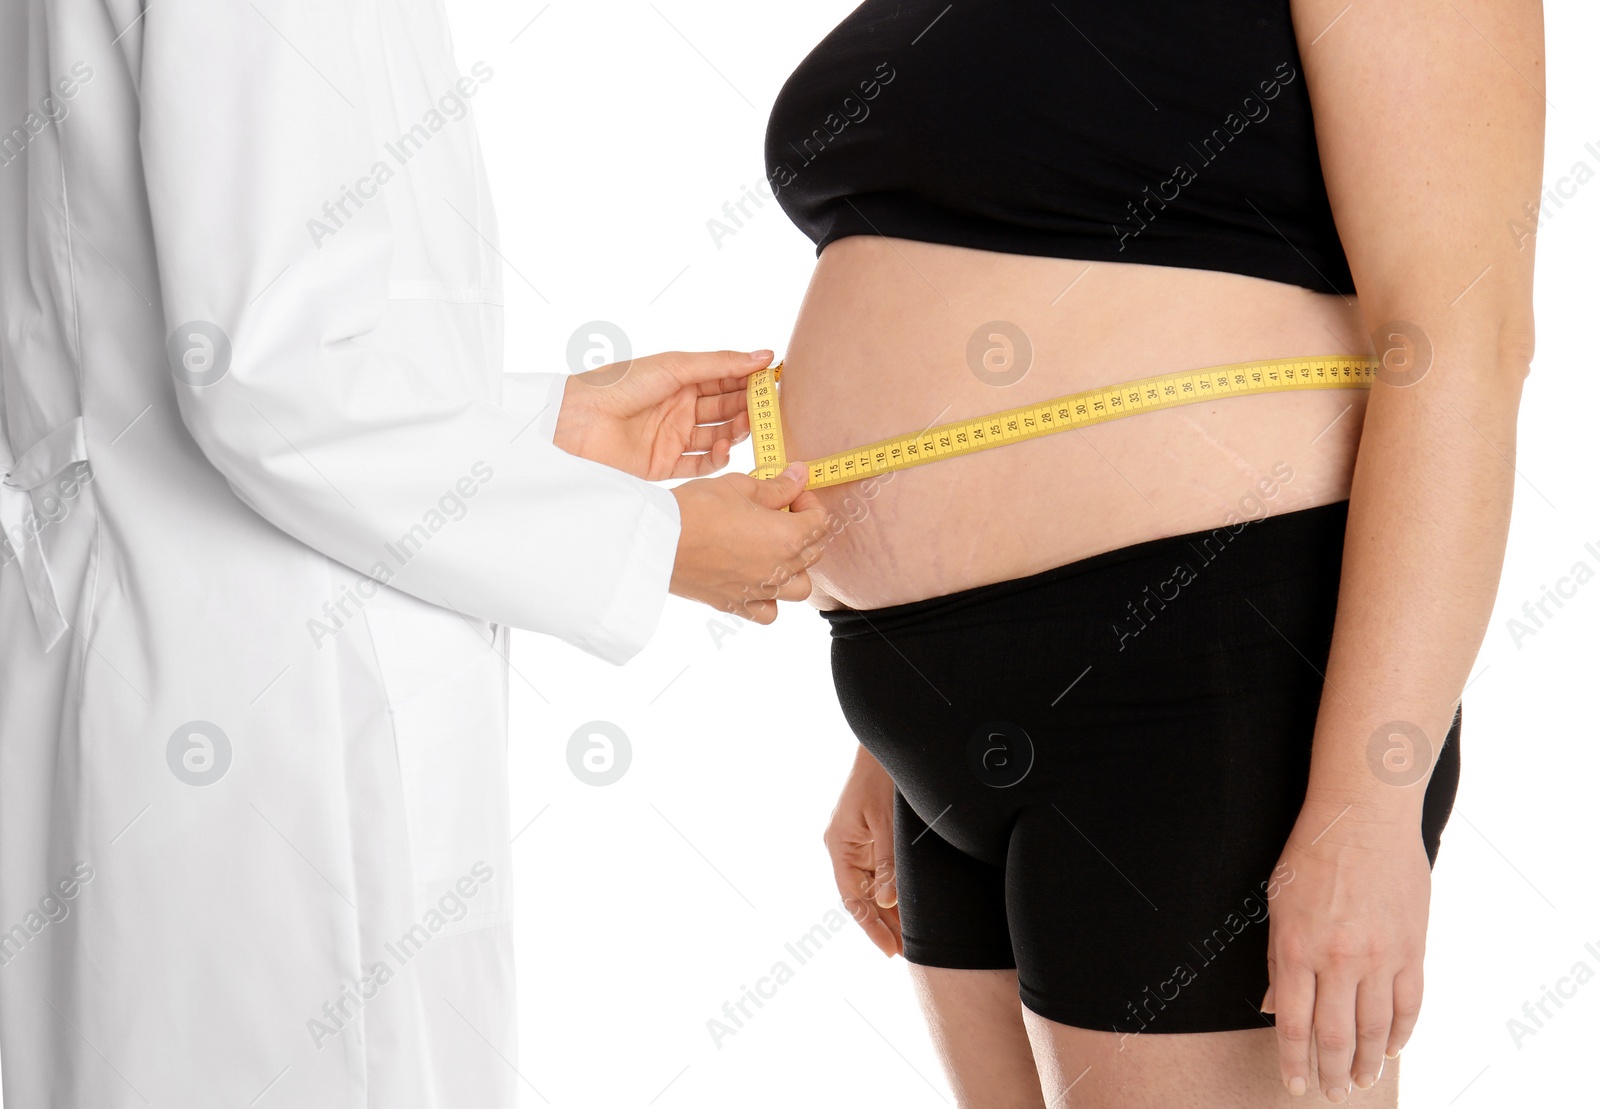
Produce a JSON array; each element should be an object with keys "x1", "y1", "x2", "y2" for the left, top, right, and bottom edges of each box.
[{"x1": 764, "y1": 1, "x2": 1355, "y2": 295}]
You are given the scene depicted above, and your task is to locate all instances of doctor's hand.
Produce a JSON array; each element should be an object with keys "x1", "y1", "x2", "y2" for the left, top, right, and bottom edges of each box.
[
  {"x1": 825, "y1": 744, "x2": 902, "y2": 958},
  {"x1": 553, "y1": 349, "x2": 765, "y2": 480},
  {"x1": 668, "y1": 462, "x2": 827, "y2": 624}
]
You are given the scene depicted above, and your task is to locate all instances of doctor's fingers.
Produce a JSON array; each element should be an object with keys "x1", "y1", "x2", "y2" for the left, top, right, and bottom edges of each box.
[
  {"x1": 665, "y1": 416, "x2": 751, "y2": 480},
  {"x1": 694, "y1": 389, "x2": 749, "y2": 425},
  {"x1": 784, "y1": 493, "x2": 832, "y2": 556},
  {"x1": 741, "y1": 464, "x2": 809, "y2": 511},
  {"x1": 736, "y1": 597, "x2": 778, "y2": 625},
  {"x1": 684, "y1": 411, "x2": 750, "y2": 454},
  {"x1": 656, "y1": 348, "x2": 774, "y2": 388},
  {"x1": 774, "y1": 568, "x2": 812, "y2": 603},
  {"x1": 669, "y1": 439, "x2": 734, "y2": 480},
  {"x1": 775, "y1": 505, "x2": 830, "y2": 576},
  {"x1": 738, "y1": 561, "x2": 811, "y2": 610}
]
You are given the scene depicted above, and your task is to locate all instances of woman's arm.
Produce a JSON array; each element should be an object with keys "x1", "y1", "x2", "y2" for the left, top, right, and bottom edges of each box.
[
  {"x1": 824, "y1": 743, "x2": 903, "y2": 958},
  {"x1": 1267, "y1": 0, "x2": 1543, "y2": 1099}
]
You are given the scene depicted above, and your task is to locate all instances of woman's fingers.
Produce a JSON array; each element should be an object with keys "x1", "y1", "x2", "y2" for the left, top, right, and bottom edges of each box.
[
  {"x1": 824, "y1": 751, "x2": 903, "y2": 959},
  {"x1": 863, "y1": 895, "x2": 901, "y2": 958},
  {"x1": 844, "y1": 853, "x2": 900, "y2": 958},
  {"x1": 827, "y1": 842, "x2": 895, "y2": 957},
  {"x1": 1258, "y1": 823, "x2": 1430, "y2": 1100},
  {"x1": 1387, "y1": 965, "x2": 1423, "y2": 1059},
  {"x1": 864, "y1": 797, "x2": 901, "y2": 955},
  {"x1": 1350, "y1": 978, "x2": 1393, "y2": 1091},
  {"x1": 1272, "y1": 956, "x2": 1318, "y2": 1097},
  {"x1": 1312, "y1": 973, "x2": 1359, "y2": 1102},
  {"x1": 873, "y1": 855, "x2": 898, "y2": 908},
  {"x1": 1262, "y1": 945, "x2": 1278, "y2": 1014},
  {"x1": 852, "y1": 903, "x2": 901, "y2": 958}
]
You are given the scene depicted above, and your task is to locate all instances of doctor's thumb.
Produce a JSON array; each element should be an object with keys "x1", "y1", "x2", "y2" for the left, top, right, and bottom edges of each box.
[{"x1": 749, "y1": 462, "x2": 810, "y2": 510}]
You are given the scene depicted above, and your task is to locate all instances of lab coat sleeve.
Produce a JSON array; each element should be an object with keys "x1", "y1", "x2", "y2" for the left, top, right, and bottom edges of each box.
[
  {"x1": 134, "y1": 2, "x2": 682, "y2": 665},
  {"x1": 500, "y1": 373, "x2": 570, "y2": 448}
]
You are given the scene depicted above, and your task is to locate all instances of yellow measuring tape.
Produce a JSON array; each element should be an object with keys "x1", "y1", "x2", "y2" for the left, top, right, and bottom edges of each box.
[{"x1": 749, "y1": 355, "x2": 1378, "y2": 488}]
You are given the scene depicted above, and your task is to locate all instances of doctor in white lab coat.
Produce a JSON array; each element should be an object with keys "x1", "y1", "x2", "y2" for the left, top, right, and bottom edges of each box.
[{"x1": 0, "y1": 1, "x2": 825, "y2": 1105}]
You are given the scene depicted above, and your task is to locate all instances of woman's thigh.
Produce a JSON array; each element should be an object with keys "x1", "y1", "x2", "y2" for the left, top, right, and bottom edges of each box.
[
  {"x1": 909, "y1": 966, "x2": 1046, "y2": 1109},
  {"x1": 827, "y1": 500, "x2": 1459, "y2": 1104},
  {"x1": 1021, "y1": 1013, "x2": 1400, "y2": 1109},
  {"x1": 906, "y1": 968, "x2": 1404, "y2": 1109}
]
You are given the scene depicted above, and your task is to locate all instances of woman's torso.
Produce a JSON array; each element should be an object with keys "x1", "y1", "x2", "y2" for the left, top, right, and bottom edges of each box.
[
  {"x1": 765, "y1": 1, "x2": 1366, "y2": 610},
  {"x1": 781, "y1": 243, "x2": 1367, "y2": 610}
]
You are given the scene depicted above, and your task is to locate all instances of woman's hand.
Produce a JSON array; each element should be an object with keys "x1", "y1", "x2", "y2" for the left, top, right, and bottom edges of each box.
[
  {"x1": 824, "y1": 744, "x2": 902, "y2": 958},
  {"x1": 552, "y1": 349, "x2": 766, "y2": 480},
  {"x1": 1262, "y1": 800, "x2": 1432, "y2": 1101}
]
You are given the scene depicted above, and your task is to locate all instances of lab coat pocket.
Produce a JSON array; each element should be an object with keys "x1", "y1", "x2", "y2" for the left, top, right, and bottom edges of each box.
[{"x1": 363, "y1": 596, "x2": 512, "y2": 936}]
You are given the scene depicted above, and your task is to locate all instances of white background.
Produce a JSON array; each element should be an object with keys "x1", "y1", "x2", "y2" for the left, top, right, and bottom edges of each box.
[{"x1": 449, "y1": 3, "x2": 1593, "y2": 1107}]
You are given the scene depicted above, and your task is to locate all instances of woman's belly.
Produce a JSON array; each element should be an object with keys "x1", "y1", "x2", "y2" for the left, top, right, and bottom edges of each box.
[{"x1": 779, "y1": 236, "x2": 1372, "y2": 610}]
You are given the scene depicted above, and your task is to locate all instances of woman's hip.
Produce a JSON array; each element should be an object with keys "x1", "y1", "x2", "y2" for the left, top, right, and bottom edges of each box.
[{"x1": 822, "y1": 498, "x2": 1458, "y2": 869}]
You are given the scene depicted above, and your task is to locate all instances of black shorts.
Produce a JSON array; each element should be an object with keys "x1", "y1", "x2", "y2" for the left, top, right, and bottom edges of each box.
[{"x1": 821, "y1": 499, "x2": 1460, "y2": 1035}]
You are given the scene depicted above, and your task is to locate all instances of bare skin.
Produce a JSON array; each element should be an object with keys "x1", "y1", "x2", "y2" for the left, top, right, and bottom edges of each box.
[
  {"x1": 911, "y1": 968, "x2": 1045, "y2": 1109},
  {"x1": 781, "y1": 239, "x2": 1371, "y2": 612},
  {"x1": 906, "y1": 967, "x2": 1406, "y2": 1109},
  {"x1": 547, "y1": 347, "x2": 829, "y2": 623},
  {"x1": 813, "y1": 0, "x2": 1543, "y2": 1103}
]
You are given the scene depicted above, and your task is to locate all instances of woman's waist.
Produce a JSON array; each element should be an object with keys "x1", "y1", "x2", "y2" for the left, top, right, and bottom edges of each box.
[
  {"x1": 800, "y1": 431, "x2": 1358, "y2": 610},
  {"x1": 790, "y1": 391, "x2": 1366, "y2": 606},
  {"x1": 780, "y1": 240, "x2": 1370, "y2": 608},
  {"x1": 820, "y1": 498, "x2": 1352, "y2": 640},
  {"x1": 780, "y1": 240, "x2": 1368, "y2": 463}
]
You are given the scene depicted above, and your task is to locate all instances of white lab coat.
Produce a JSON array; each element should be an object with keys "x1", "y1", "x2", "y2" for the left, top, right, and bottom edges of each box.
[{"x1": 0, "y1": 2, "x2": 682, "y2": 1105}]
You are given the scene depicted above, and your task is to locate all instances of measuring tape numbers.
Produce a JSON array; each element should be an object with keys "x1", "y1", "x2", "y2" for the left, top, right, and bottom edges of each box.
[{"x1": 748, "y1": 355, "x2": 1377, "y2": 488}]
